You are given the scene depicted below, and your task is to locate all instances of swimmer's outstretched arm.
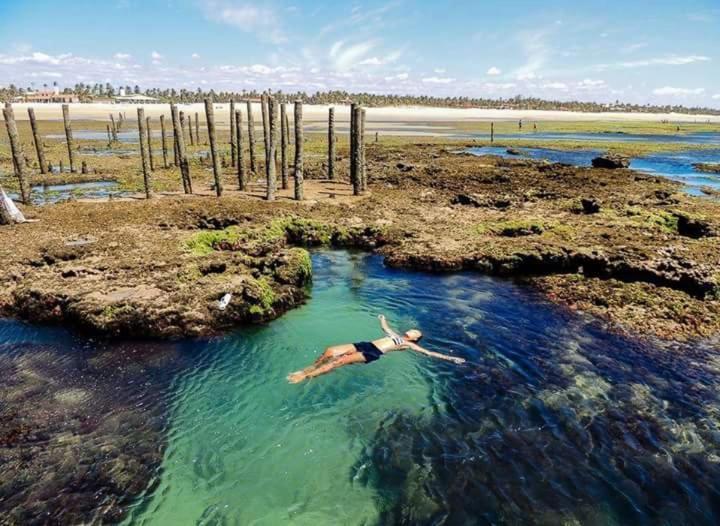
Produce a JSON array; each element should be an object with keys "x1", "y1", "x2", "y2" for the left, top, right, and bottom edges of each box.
[
  {"x1": 378, "y1": 314, "x2": 402, "y2": 339},
  {"x1": 407, "y1": 342, "x2": 465, "y2": 364}
]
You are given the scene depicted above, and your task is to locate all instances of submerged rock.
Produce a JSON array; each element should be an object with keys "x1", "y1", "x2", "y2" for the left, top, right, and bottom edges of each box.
[
  {"x1": 693, "y1": 163, "x2": 720, "y2": 174},
  {"x1": 592, "y1": 154, "x2": 630, "y2": 169}
]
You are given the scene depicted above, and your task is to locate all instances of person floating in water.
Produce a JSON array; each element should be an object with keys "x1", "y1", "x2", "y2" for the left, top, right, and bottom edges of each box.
[{"x1": 287, "y1": 315, "x2": 465, "y2": 383}]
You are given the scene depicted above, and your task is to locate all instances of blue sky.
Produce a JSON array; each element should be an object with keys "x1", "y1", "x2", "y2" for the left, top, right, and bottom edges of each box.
[{"x1": 0, "y1": 0, "x2": 718, "y2": 106}]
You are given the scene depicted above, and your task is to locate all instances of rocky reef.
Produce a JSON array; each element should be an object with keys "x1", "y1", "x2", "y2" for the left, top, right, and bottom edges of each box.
[{"x1": 0, "y1": 143, "x2": 718, "y2": 341}]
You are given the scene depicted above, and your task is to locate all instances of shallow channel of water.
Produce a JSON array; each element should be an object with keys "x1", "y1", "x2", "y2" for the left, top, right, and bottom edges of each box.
[
  {"x1": 468, "y1": 146, "x2": 720, "y2": 195},
  {"x1": 2, "y1": 251, "x2": 720, "y2": 524}
]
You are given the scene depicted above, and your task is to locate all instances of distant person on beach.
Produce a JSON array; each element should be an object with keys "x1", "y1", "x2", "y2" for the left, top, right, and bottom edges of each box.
[{"x1": 287, "y1": 315, "x2": 465, "y2": 383}]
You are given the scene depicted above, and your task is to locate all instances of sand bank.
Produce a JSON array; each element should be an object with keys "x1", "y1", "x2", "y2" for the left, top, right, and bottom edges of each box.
[{"x1": 4, "y1": 102, "x2": 720, "y2": 125}]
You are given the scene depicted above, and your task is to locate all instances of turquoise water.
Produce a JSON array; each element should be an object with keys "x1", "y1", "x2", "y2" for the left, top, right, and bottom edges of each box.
[
  {"x1": 3, "y1": 251, "x2": 720, "y2": 524},
  {"x1": 468, "y1": 146, "x2": 720, "y2": 195}
]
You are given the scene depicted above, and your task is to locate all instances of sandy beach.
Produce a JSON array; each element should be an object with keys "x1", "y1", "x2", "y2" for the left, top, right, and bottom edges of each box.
[{"x1": 4, "y1": 102, "x2": 720, "y2": 125}]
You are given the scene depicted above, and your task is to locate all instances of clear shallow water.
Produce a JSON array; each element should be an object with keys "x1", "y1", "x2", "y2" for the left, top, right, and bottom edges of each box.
[
  {"x1": 8, "y1": 181, "x2": 124, "y2": 205},
  {"x1": 468, "y1": 146, "x2": 720, "y2": 195},
  {"x1": 464, "y1": 131, "x2": 720, "y2": 145},
  {"x1": 2, "y1": 251, "x2": 720, "y2": 524}
]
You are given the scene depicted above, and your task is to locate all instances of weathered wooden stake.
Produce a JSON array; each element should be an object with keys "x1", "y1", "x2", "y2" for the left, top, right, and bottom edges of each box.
[
  {"x1": 171, "y1": 104, "x2": 192, "y2": 193},
  {"x1": 375, "y1": 131, "x2": 379, "y2": 143},
  {"x1": 294, "y1": 100, "x2": 304, "y2": 201},
  {"x1": 146, "y1": 116, "x2": 155, "y2": 171},
  {"x1": 187, "y1": 114, "x2": 194, "y2": 146},
  {"x1": 81, "y1": 160, "x2": 88, "y2": 174},
  {"x1": 204, "y1": 99, "x2": 223, "y2": 197},
  {"x1": 350, "y1": 103, "x2": 358, "y2": 194},
  {"x1": 106, "y1": 124, "x2": 112, "y2": 144},
  {"x1": 351, "y1": 105, "x2": 362, "y2": 196},
  {"x1": 179, "y1": 111, "x2": 187, "y2": 146},
  {"x1": 360, "y1": 108, "x2": 367, "y2": 193},
  {"x1": 247, "y1": 100, "x2": 257, "y2": 174},
  {"x1": 62, "y1": 104, "x2": 77, "y2": 173},
  {"x1": 110, "y1": 114, "x2": 118, "y2": 141},
  {"x1": 266, "y1": 96, "x2": 278, "y2": 201},
  {"x1": 261, "y1": 93, "x2": 270, "y2": 170},
  {"x1": 229, "y1": 100, "x2": 236, "y2": 167},
  {"x1": 136, "y1": 108, "x2": 152, "y2": 199},
  {"x1": 2, "y1": 105, "x2": 30, "y2": 203},
  {"x1": 195, "y1": 113, "x2": 200, "y2": 145},
  {"x1": 60, "y1": 160, "x2": 64, "y2": 173},
  {"x1": 280, "y1": 103, "x2": 289, "y2": 190},
  {"x1": 491, "y1": 122, "x2": 494, "y2": 143},
  {"x1": 235, "y1": 110, "x2": 246, "y2": 191},
  {"x1": 28, "y1": 108, "x2": 47, "y2": 174},
  {"x1": 327, "y1": 107, "x2": 335, "y2": 180},
  {"x1": 160, "y1": 115, "x2": 169, "y2": 169},
  {"x1": 47, "y1": 162, "x2": 53, "y2": 173}
]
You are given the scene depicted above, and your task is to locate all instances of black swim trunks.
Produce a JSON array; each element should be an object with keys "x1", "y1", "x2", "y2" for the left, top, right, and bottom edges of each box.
[{"x1": 354, "y1": 341, "x2": 384, "y2": 363}]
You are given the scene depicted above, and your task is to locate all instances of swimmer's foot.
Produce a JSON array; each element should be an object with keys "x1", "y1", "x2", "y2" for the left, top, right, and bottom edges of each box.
[{"x1": 287, "y1": 371, "x2": 307, "y2": 384}]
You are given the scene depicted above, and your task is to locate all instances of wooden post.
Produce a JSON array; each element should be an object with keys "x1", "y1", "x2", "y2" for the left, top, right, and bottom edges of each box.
[
  {"x1": 491, "y1": 122, "x2": 494, "y2": 143},
  {"x1": 28, "y1": 108, "x2": 47, "y2": 174},
  {"x1": 204, "y1": 98, "x2": 223, "y2": 197},
  {"x1": 171, "y1": 104, "x2": 192, "y2": 193},
  {"x1": 229, "y1": 100, "x2": 236, "y2": 167},
  {"x1": 47, "y1": 162, "x2": 53, "y2": 173},
  {"x1": 160, "y1": 114, "x2": 169, "y2": 169},
  {"x1": 62, "y1": 104, "x2": 77, "y2": 173},
  {"x1": 2, "y1": 105, "x2": 30, "y2": 203},
  {"x1": 328, "y1": 107, "x2": 335, "y2": 180},
  {"x1": 179, "y1": 111, "x2": 187, "y2": 146},
  {"x1": 235, "y1": 110, "x2": 246, "y2": 191},
  {"x1": 350, "y1": 103, "x2": 358, "y2": 194},
  {"x1": 351, "y1": 105, "x2": 361, "y2": 196},
  {"x1": 261, "y1": 93, "x2": 270, "y2": 170},
  {"x1": 375, "y1": 131, "x2": 379, "y2": 143},
  {"x1": 294, "y1": 100, "x2": 304, "y2": 201},
  {"x1": 187, "y1": 113, "x2": 194, "y2": 146},
  {"x1": 280, "y1": 103, "x2": 289, "y2": 190},
  {"x1": 360, "y1": 108, "x2": 367, "y2": 192},
  {"x1": 110, "y1": 114, "x2": 118, "y2": 141},
  {"x1": 285, "y1": 110, "x2": 291, "y2": 150},
  {"x1": 266, "y1": 96, "x2": 278, "y2": 201},
  {"x1": 195, "y1": 112, "x2": 200, "y2": 145},
  {"x1": 106, "y1": 124, "x2": 112, "y2": 144},
  {"x1": 60, "y1": 159, "x2": 64, "y2": 174},
  {"x1": 247, "y1": 100, "x2": 257, "y2": 174},
  {"x1": 146, "y1": 116, "x2": 155, "y2": 171},
  {"x1": 81, "y1": 160, "x2": 88, "y2": 174},
  {"x1": 136, "y1": 108, "x2": 152, "y2": 199}
]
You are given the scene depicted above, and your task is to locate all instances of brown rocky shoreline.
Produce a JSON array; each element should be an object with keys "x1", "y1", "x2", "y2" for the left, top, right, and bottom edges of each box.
[{"x1": 1, "y1": 143, "x2": 718, "y2": 342}]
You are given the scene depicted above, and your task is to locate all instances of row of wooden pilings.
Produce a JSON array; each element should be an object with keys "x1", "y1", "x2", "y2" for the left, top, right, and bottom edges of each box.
[
  {"x1": 2, "y1": 96, "x2": 369, "y2": 205},
  {"x1": 132, "y1": 96, "x2": 369, "y2": 201}
]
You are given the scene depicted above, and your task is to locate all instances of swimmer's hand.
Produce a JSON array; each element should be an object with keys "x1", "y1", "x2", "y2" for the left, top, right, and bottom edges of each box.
[
  {"x1": 449, "y1": 356, "x2": 466, "y2": 365},
  {"x1": 378, "y1": 314, "x2": 386, "y2": 321}
]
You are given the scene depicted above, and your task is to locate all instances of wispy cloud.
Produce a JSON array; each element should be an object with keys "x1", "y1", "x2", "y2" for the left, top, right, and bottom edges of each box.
[
  {"x1": 714, "y1": 94, "x2": 720, "y2": 100},
  {"x1": 653, "y1": 86, "x2": 705, "y2": 96},
  {"x1": 329, "y1": 40, "x2": 378, "y2": 70},
  {"x1": 422, "y1": 76, "x2": 454, "y2": 84},
  {"x1": 199, "y1": 1, "x2": 286, "y2": 44},
  {"x1": 512, "y1": 29, "x2": 551, "y2": 81},
  {"x1": 486, "y1": 66, "x2": 501, "y2": 76},
  {"x1": 596, "y1": 55, "x2": 710, "y2": 70},
  {"x1": 320, "y1": 1, "x2": 402, "y2": 37},
  {"x1": 113, "y1": 52, "x2": 131, "y2": 60}
]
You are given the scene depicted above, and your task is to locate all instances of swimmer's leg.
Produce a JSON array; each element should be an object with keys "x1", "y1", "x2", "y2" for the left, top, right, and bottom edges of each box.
[
  {"x1": 287, "y1": 344, "x2": 357, "y2": 378},
  {"x1": 288, "y1": 352, "x2": 366, "y2": 383}
]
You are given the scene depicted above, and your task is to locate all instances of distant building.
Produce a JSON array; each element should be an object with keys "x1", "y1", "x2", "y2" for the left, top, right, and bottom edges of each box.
[
  {"x1": 113, "y1": 94, "x2": 160, "y2": 104},
  {"x1": 16, "y1": 87, "x2": 79, "y2": 103}
]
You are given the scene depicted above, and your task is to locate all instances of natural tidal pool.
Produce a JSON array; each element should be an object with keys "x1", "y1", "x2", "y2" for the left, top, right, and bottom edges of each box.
[
  {"x1": 2, "y1": 251, "x2": 720, "y2": 524},
  {"x1": 468, "y1": 146, "x2": 720, "y2": 195},
  {"x1": 8, "y1": 181, "x2": 125, "y2": 205}
]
